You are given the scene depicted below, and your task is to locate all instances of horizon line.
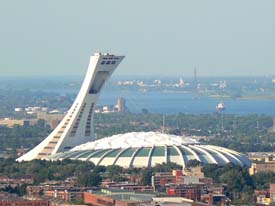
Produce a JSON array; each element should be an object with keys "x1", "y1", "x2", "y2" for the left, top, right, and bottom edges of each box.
[{"x1": 0, "y1": 74, "x2": 275, "y2": 79}]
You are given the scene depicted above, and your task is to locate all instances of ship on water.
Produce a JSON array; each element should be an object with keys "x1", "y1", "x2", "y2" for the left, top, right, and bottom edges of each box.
[{"x1": 216, "y1": 102, "x2": 226, "y2": 111}]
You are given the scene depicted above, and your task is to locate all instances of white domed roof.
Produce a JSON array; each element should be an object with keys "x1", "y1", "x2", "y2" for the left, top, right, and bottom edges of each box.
[
  {"x1": 71, "y1": 132, "x2": 200, "y2": 151},
  {"x1": 49, "y1": 132, "x2": 251, "y2": 168}
]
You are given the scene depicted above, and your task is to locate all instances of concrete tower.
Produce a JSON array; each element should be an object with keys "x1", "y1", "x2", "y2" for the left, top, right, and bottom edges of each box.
[
  {"x1": 17, "y1": 52, "x2": 124, "y2": 161},
  {"x1": 117, "y1": 97, "x2": 126, "y2": 112}
]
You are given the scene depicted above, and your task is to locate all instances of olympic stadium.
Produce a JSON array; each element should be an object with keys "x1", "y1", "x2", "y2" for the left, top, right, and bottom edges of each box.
[
  {"x1": 17, "y1": 52, "x2": 251, "y2": 168},
  {"x1": 48, "y1": 132, "x2": 251, "y2": 168}
]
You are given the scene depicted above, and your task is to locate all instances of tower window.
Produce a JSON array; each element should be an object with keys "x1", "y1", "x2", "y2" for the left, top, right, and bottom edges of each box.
[
  {"x1": 111, "y1": 61, "x2": 116, "y2": 64},
  {"x1": 101, "y1": 61, "x2": 106, "y2": 64}
]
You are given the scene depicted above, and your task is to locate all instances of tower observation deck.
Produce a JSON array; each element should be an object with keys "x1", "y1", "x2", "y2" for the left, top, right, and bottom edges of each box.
[{"x1": 17, "y1": 52, "x2": 124, "y2": 161}]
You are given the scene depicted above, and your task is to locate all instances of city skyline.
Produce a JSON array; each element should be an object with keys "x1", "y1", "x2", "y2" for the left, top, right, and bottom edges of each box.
[
  {"x1": 1, "y1": 1, "x2": 275, "y2": 205},
  {"x1": 0, "y1": 0, "x2": 274, "y2": 77}
]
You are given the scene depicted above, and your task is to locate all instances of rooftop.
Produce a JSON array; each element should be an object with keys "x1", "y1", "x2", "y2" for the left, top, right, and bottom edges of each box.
[{"x1": 72, "y1": 132, "x2": 200, "y2": 151}]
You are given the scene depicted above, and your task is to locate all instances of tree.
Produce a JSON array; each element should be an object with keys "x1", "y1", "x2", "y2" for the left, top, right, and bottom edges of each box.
[
  {"x1": 186, "y1": 159, "x2": 202, "y2": 168},
  {"x1": 77, "y1": 172, "x2": 102, "y2": 187},
  {"x1": 140, "y1": 168, "x2": 152, "y2": 186},
  {"x1": 220, "y1": 167, "x2": 254, "y2": 193},
  {"x1": 253, "y1": 172, "x2": 275, "y2": 190},
  {"x1": 202, "y1": 163, "x2": 254, "y2": 203},
  {"x1": 93, "y1": 166, "x2": 106, "y2": 174},
  {"x1": 106, "y1": 165, "x2": 124, "y2": 182},
  {"x1": 153, "y1": 163, "x2": 182, "y2": 172}
]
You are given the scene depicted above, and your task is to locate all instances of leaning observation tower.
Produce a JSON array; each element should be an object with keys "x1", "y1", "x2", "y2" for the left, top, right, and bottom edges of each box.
[{"x1": 17, "y1": 52, "x2": 125, "y2": 161}]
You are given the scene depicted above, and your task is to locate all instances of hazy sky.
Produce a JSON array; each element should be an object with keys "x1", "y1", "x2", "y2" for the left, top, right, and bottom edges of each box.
[{"x1": 0, "y1": 1, "x2": 274, "y2": 77}]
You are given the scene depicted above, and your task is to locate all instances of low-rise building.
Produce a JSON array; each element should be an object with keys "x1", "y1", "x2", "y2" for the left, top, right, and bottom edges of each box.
[
  {"x1": 103, "y1": 182, "x2": 153, "y2": 192},
  {"x1": 85, "y1": 190, "x2": 222, "y2": 206},
  {"x1": 152, "y1": 172, "x2": 177, "y2": 189},
  {"x1": 270, "y1": 184, "x2": 275, "y2": 203},
  {"x1": 166, "y1": 183, "x2": 204, "y2": 201},
  {"x1": 254, "y1": 190, "x2": 270, "y2": 205},
  {"x1": 45, "y1": 188, "x2": 84, "y2": 203},
  {"x1": 0, "y1": 174, "x2": 34, "y2": 185},
  {"x1": 253, "y1": 184, "x2": 275, "y2": 205},
  {"x1": 249, "y1": 162, "x2": 275, "y2": 175},
  {"x1": 0, "y1": 118, "x2": 37, "y2": 128},
  {"x1": 37, "y1": 111, "x2": 65, "y2": 129},
  {"x1": 27, "y1": 185, "x2": 93, "y2": 203},
  {"x1": 0, "y1": 192, "x2": 49, "y2": 206},
  {"x1": 184, "y1": 166, "x2": 205, "y2": 177},
  {"x1": 84, "y1": 189, "x2": 156, "y2": 206},
  {"x1": 152, "y1": 169, "x2": 213, "y2": 191},
  {"x1": 200, "y1": 194, "x2": 229, "y2": 206}
]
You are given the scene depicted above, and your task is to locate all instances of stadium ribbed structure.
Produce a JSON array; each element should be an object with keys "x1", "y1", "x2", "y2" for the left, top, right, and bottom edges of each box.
[
  {"x1": 48, "y1": 132, "x2": 251, "y2": 168},
  {"x1": 17, "y1": 52, "x2": 251, "y2": 168}
]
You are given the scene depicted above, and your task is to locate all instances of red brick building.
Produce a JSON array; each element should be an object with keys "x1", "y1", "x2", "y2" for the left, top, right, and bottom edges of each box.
[
  {"x1": 166, "y1": 184, "x2": 203, "y2": 201},
  {"x1": 0, "y1": 193, "x2": 49, "y2": 206}
]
